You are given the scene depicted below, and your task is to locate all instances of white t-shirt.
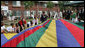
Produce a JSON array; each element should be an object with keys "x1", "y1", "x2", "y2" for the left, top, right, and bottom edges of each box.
[
  {"x1": 27, "y1": 22, "x2": 31, "y2": 27},
  {"x1": 50, "y1": 12, "x2": 52, "y2": 16},
  {"x1": 1, "y1": 26, "x2": 6, "y2": 30},
  {"x1": 54, "y1": 12, "x2": 58, "y2": 19},
  {"x1": 31, "y1": 14, "x2": 34, "y2": 19},
  {"x1": 57, "y1": 12, "x2": 62, "y2": 19},
  {"x1": 74, "y1": 17, "x2": 79, "y2": 23},
  {"x1": 32, "y1": 19, "x2": 38, "y2": 25},
  {"x1": 60, "y1": 12, "x2": 62, "y2": 18},
  {"x1": 35, "y1": 19, "x2": 38, "y2": 25},
  {"x1": 32, "y1": 19, "x2": 35, "y2": 26},
  {"x1": 6, "y1": 26, "x2": 14, "y2": 32},
  {"x1": 8, "y1": 16, "x2": 11, "y2": 21},
  {"x1": 12, "y1": 16, "x2": 15, "y2": 20}
]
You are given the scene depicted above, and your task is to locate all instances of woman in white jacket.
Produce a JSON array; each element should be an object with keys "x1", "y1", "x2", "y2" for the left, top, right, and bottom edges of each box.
[
  {"x1": 57, "y1": 9, "x2": 63, "y2": 19},
  {"x1": 54, "y1": 12, "x2": 58, "y2": 19},
  {"x1": 60, "y1": 11, "x2": 63, "y2": 19}
]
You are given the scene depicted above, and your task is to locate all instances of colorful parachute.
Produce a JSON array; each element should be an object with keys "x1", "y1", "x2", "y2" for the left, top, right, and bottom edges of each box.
[{"x1": 1, "y1": 19, "x2": 84, "y2": 47}]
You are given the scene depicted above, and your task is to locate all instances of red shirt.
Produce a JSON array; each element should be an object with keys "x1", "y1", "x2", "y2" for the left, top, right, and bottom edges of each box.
[
  {"x1": 24, "y1": 20, "x2": 27, "y2": 24},
  {"x1": 19, "y1": 20, "x2": 23, "y2": 25}
]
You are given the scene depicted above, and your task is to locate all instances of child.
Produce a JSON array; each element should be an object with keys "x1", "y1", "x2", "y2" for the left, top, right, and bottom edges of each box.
[
  {"x1": 30, "y1": 21, "x2": 33, "y2": 26},
  {"x1": 1, "y1": 22, "x2": 8, "y2": 33},
  {"x1": 18, "y1": 18, "x2": 24, "y2": 31},
  {"x1": 23, "y1": 18, "x2": 27, "y2": 29},
  {"x1": 6, "y1": 23, "x2": 16, "y2": 33},
  {"x1": 11, "y1": 23, "x2": 16, "y2": 33},
  {"x1": 16, "y1": 23, "x2": 20, "y2": 33},
  {"x1": 34, "y1": 17, "x2": 38, "y2": 25},
  {"x1": 74, "y1": 16, "x2": 79, "y2": 23},
  {"x1": 32, "y1": 19, "x2": 35, "y2": 26},
  {"x1": 27, "y1": 21, "x2": 31, "y2": 27}
]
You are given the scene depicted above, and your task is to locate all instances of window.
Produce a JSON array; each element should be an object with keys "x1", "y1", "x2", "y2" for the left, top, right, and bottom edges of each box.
[
  {"x1": 24, "y1": 11, "x2": 27, "y2": 16},
  {"x1": 13, "y1": 10, "x2": 21, "y2": 16},
  {"x1": 31, "y1": 10, "x2": 36, "y2": 15},
  {"x1": 43, "y1": 4, "x2": 47, "y2": 8},
  {"x1": 4, "y1": 10, "x2": 8, "y2": 16},
  {"x1": 17, "y1": 1, "x2": 21, "y2": 6},
  {"x1": 38, "y1": 2, "x2": 41, "y2": 7},
  {"x1": 5, "y1": 1, "x2": 8, "y2": 4},
  {"x1": 13, "y1": 1, "x2": 16, "y2": 6},
  {"x1": 27, "y1": 11, "x2": 30, "y2": 16},
  {"x1": 12, "y1": 1, "x2": 21, "y2": 7},
  {"x1": 24, "y1": 11, "x2": 30, "y2": 16}
]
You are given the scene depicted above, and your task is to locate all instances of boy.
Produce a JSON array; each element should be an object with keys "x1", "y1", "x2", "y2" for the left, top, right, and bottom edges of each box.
[
  {"x1": 6, "y1": 23, "x2": 16, "y2": 33},
  {"x1": 1, "y1": 22, "x2": 8, "y2": 33},
  {"x1": 18, "y1": 18, "x2": 24, "y2": 31}
]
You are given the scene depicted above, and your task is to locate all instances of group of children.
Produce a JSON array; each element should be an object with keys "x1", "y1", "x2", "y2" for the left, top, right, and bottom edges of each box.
[
  {"x1": 2, "y1": 9, "x2": 83, "y2": 34},
  {"x1": 18, "y1": 16, "x2": 38, "y2": 32},
  {"x1": 1, "y1": 14, "x2": 39, "y2": 34},
  {"x1": 1, "y1": 22, "x2": 20, "y2": 33}
]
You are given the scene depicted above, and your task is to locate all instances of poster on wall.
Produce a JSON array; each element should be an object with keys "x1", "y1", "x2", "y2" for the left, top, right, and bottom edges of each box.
[
  {"x1": 1, "y1": 6, "x2": 8, "y2": 10},
  {"x1": 1, "y1": 6, "x2": 8, "y2": 16}
]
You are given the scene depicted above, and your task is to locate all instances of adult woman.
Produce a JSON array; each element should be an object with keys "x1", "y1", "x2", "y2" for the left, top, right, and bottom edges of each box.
[
  {"x1": 57, "y1": 9, "x2": 62, "y2": 19},
  {"x1": 54, "y1": 11, "x2": 58, "y2": 19},
  {"x1": 71, "y1": 9, "x2": 78, "y2": 23}
]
